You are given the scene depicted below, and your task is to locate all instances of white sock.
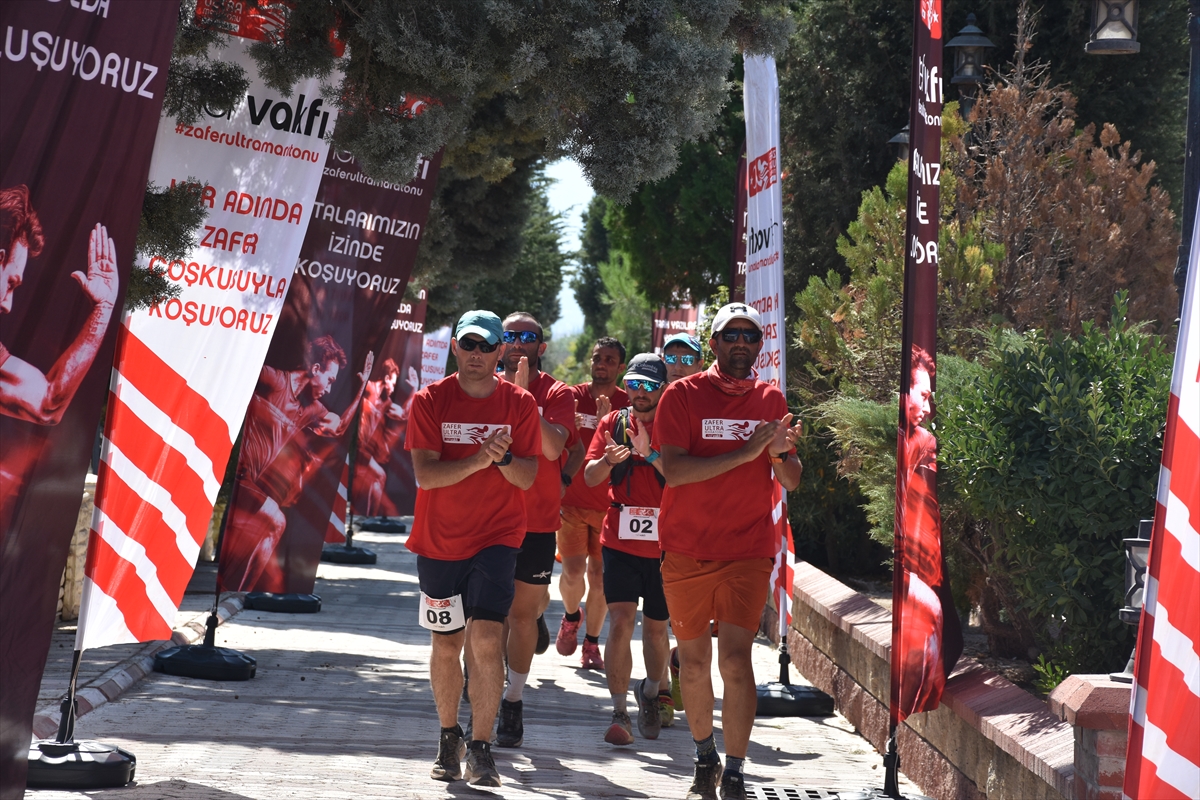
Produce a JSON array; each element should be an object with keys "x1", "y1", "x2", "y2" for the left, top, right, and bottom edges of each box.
[
  {"x1": 505, "y1": 668, "x2": 528, "y2": 702},
  {"x1": 612, "y1": 693, "x2": 627, "y2": 714},
  {"x1": 641, "y1": 678, "x2": 660, "y2": 698}
]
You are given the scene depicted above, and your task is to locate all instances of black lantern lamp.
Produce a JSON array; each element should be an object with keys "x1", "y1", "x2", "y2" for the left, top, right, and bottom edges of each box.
[
  {"x1": 1085, "y1": 0, "x2": 1140, "y2": 55},
  {"x1": 945, "y1": 14, "x2": 995, "y2": 119},
  {"x1": 1111, "y1": 519, "x2": 1153, "y2": 683},
  {"x1": 889, "y1": 124, "x2": 911, "y2": 163}
]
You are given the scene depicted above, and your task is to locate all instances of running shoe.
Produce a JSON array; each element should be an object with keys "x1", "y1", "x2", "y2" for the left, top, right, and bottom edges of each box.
[
  {"x1": 670, "y1": 647, "x2": 684, "y2": 711},
  {"x1": 719, "y1": 770, "x2": 747, "y2": 800},
  {"x1": 633, "y1": 678, "x2": 661, "y2": 740},
  {"x1": 495, "y1": 698, "x2": 524, "y2": 748},
  {"x1": 556, "y1": 610, "x2": 582, "y2": 656},
  {"x1": 430, "y1": 725, "x2": 466, "y2": 782},
  {"x1": 603, "y1": 710, "x2": 634, "y2": 746},
  {"x1": 535, "y1": 614, "x2": 550, "y2": 655},
  {"x1": 463, "y1": 741, "x2": 502, "y2": 787},
  {"x1": 581, "y1": 639, "x2": 604, "y2": 670},
  {"x1": 686, "y1": 758, "x2": 723, "y2": 800},
  {"x1": 658, "y1": 689, "x2": 675, "y2": 727}
]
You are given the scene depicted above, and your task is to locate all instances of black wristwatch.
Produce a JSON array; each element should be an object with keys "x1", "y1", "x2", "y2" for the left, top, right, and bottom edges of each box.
[
  {"x1": 493, "y1": 450, "x2": 513, "y2": 467},
  {"x1": 560, "y1": 471, "x2": 573, "y2": 487}
]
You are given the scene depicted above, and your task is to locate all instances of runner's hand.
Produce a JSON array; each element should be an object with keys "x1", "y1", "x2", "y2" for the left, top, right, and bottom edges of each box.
[
  {"x1": 406, "y1": 366, "x2": 420, "y2": 391},
  {"x1": 768, "y1": 413, "x2": 802, "y2": 457},
  {"x1": 603, "y1": 431, "x2": 631, "y2": 465},
  {"x1": 628, "y1": 417, "x2": 651, "y2": 458},
  {"x1": 514, "y1": 356, "x2": 530, "y2": 390},
  {"x1": 360, "y1": 351, "x2": 375, "y2": 383},
  {"x1": 574, "y1": 399, "x2": 583, "y2": 430},
  {"x1": 480, "y1": 429, "x2": 513, "y2": 465},
  {"x1": 596, "y1": 394, "x2": 612, "y2": 419},
  {"x1": 743, "y1": 419, "x2": 781, "y2": 459},
  {"x1": 74, "y1": 223, "x2": 118, "y2": 309}
]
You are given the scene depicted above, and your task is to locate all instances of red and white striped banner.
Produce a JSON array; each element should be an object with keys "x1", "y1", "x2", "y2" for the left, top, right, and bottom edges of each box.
[
  {"x1": 324, "y1": 453, "x2": 350, "y2": 544},
  {"x1": 768, "y1": 482, "x2": 795, "y2": 639},
  {"x1": 1124, "y1": 203, "x2": 1200, "y2": 799},
  {"x1": 76, "y1": 30, "x2": 333, "y2": 650}
]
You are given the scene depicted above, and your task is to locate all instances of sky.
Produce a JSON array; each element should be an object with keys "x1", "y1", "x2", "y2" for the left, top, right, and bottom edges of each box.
[{"x1": 544, "y1": 158, "x2": 592, "y2": 338}]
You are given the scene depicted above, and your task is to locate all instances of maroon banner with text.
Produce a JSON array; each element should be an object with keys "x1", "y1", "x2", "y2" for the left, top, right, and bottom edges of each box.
[
  {"x1": 651, "y1": 301, "x2": 700, "y2": 353},
  {"x1": 351, "y1": 295, "x2": 426, "y2": 518},
  {"x1": 217, "y1": 150, "x2": 440, "y2": 593},
  {"x1": 889, "y1": 0, "x2": 961, "y2": 728},
  {"x1": 730, "y1": 145, "x2": 747, "y2": 302},
  {"x1": 0, "y1": 0, "x2": 178, "y2": 791}
]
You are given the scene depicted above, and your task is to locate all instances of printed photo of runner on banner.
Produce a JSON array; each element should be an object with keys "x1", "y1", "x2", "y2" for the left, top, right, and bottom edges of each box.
[
  {"x1": 217, "y1": 149, "x2": 441, "y2": 595},
  {"x1": 889, "y1": 0, "x2": 962, "y2": 734},
  {"x1": 351, "y1": 294, "x2": 428, "y2": 519},
  {"x1": 0, "y1": 0, "x2": 178, "y2": 788}
]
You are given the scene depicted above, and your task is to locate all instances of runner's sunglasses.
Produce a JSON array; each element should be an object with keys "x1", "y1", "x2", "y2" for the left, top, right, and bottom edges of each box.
[
  {"x1": 502, "y1": 330, "x2": 542, "y2": 344},
  {"x1": 457, "y1": 337, "x2": 499, "y2": 353},
  {"x1": 718, "y1": 328, "x2": 763, "y2": 344},
  {"x1": 663, "y1": 354, "x2": 697, "y2": 366},
  {"x1": 624, "y1": 379, "x2": 663, "y2": 392}
]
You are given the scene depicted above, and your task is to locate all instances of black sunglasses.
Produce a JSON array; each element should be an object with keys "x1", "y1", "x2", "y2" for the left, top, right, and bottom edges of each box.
[
  {"x1": 457, "y1": 337, "x2": 499, "y2": 353},
  {"x1": 502, "y1": 330, "x2": 542, "y2": 344},
  {"x1": 664, "y1": 354, "x2": 697, "y2": 366},
  {"x1": 719, "y1": 328, "x2": 763, "y2": 344}
]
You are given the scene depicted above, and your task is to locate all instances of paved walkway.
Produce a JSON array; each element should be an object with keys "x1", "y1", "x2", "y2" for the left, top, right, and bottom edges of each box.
[{"x1": 28, "y1": 528, "x2": 915, "y2": 799}]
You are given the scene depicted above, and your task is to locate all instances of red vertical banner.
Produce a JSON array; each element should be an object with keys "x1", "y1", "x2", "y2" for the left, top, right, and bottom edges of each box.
[
  {"x1": 351, "y1": 294, "x2": 427, "y2": 518},
  {"x1": 731, "y1": 144, "x2": 747, "y2": 302},
  {"x1": 0, "y1": 1, "x2": 178, "y2": 790},
  {"x1": 890, "y1": 0, "x2": 961, "y2": 727},
  {"x1": 217, "y1": 150, "x2": 441, "y2": 594}
]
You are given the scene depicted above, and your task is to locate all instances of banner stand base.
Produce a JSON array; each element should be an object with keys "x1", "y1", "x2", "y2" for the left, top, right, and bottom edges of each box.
[
  {"x1": 154, "y1": 644, "x2": 257, "y2": 681},
  {"x1": 755, "y1": 643, "x2": 834, "y2": 717},
  {"x1": 244, "y1": 592, "x2": 321, "y2": 613},
  {"x1": 26, "y1": 740, "x2": 136, "y2": 789},
  {"x1": 321, "y1": 544, "x2": 377, "y2": 565},
  {"x1": 356, "y1": 516, "x2": 406, "y2": 533}
]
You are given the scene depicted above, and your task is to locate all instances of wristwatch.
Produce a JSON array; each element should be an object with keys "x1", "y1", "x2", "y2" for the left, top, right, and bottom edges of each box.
[
  {"x1": 493, "y1": 450, "x2": 513, "y2": 467},
  {"x1": 643, "y1": 450, "x2": 660, "y2": 464},
  {"x1": 769, "y1": 451, "x2": 790, "y2": 464},
  {"x1": 560, "y1": 471, "x2": 573, "y2": 486}
]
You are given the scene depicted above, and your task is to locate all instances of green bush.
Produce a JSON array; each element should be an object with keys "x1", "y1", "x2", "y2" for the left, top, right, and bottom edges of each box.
[{"x1": 939, "y1": 295, "x2": 1171, "y2": 672}]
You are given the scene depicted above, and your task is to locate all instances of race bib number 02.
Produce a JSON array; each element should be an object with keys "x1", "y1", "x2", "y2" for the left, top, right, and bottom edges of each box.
[
  {"x1": 618, "y1": 506, "x2": 659, "y2": 541},
  {"x1": 419, "y1": 592, "x2": 466, "y2": 631}
]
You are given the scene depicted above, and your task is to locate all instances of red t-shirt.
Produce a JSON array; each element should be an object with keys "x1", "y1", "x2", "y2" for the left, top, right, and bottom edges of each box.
[
  {"x1": 588, "y1": 410, "x2": 664, "y2": 559},
  {"x1": 516, "y1": 370, "x2": 575, "y2": 532},
  {"x1": 405, "y1": 374, "x2": 541, "y2": 560},
  {"x1": 561, "y1": 382, "x2": 629, "y2": 511},
  {"x1": 652, "y1": 372, "x2": 789, "y2": 560}
]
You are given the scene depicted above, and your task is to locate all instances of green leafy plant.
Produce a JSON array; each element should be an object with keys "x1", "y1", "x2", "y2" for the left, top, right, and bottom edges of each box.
[{"x1": 1032, "y1": 654, "x2": 1070, "y2": 695}]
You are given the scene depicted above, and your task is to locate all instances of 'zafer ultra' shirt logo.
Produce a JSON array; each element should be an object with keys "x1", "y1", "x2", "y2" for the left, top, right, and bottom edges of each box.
[
  {"x1": 442, "y1": 423, "x2": 510, "y2": 444},
  {"x1": 578, "y1": 413, "x2": 599, "y2": 430},
  {"x1": 701, "y1": 419, "x2": 760, "y2": 441}
]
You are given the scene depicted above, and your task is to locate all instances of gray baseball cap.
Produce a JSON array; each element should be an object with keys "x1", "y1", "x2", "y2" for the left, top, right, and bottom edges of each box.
[{"x1": 624, "y1": 353, "x2": 667, "y2": 385}]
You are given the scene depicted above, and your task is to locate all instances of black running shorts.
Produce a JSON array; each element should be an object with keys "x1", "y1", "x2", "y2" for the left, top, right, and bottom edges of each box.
[
  {"x1": 416, "y1": 544, "x2": 519, "y2": 631},
  {"x1": 601, "y1": 545, "x2": 669, "y2": 621},
  {"x1": 514, "y1": 532, "x2": 557, "y2": 585}
]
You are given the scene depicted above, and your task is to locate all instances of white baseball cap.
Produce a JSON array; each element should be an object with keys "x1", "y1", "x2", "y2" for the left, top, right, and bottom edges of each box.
[{"x1": 710, "y1": 302, "x2": 763, "y2": 335}]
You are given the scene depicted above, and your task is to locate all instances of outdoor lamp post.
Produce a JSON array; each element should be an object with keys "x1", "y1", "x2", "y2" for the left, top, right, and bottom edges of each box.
[
  {"x1": 1111, "y1": 519, "x2": 1153, "y2": 683},
  {"x1": 945, "y1": 14, "x2": 996, "y2": 119},
  {"x1": 1085, "y1": 0, "x2": 1141, "y2": 54},
  {"x1": 889, "y1": 124, "x2": 910, "y2": 162}
]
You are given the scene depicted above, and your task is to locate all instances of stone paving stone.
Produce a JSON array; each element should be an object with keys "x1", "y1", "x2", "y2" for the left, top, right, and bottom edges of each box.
[{"x1": 28, "y1": 530, "x2": 917, "y2": 800}]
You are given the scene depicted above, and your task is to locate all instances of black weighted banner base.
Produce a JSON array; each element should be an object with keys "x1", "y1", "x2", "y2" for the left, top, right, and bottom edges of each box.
[
  {"x1": 356, "y1": 516, "x2": 406, "y2": 533},
  {"x1": 244, "y1": 592, "x2": 321, "y2": 613},
  {"x1": 321, "y1": 544, "x2": 377, "y2": 564},
  {"x1": 755, "y1": 681, "x2": 835, "y2": 717},
  {"x1": 26, "y1": 740, "x2": 136, "y2": 789},
  {"x1": 154, "y1": 644, "x2": 256, "y2": 681}
]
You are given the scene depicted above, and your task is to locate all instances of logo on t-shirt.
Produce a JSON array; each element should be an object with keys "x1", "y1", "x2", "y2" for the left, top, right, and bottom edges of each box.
[
  {"x1": 578, "y1": 413, "x2": 598, "y2": 430},
  {"x1": 442, "y1": 422, "x2": 511, "y2": 444},
  {"x1": 701, "y1": 419, "x2": 760, "y2": 441}
]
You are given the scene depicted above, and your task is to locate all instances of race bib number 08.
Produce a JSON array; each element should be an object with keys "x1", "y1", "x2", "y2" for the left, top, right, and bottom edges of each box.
[
  {"x1": 419, "y1": 592, "x2": 466, "y2": 631},
  {"x1": 618, "y1": 506, "x2": 659, "y2": 541}
]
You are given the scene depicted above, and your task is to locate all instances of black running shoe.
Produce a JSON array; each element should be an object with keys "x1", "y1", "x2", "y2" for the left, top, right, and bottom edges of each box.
[
  {"x1": 535, "y1": 614, "x2": 550, "y2": 655},
  {"x1": 430, "y1": 725, "x2": 465, "y2": 782},
  {"x1": 463, "y1": 741, "x2": 502, "y2": 787},
  {"x1": 495, "y1": 698, "x2": 524, "y2": 747},
  {"x1": 686, "y1": 758, "x2": 723, "y2": 800},
  {"x1": 633, "y1": 678, "x2": 661, "y2": 740},
  {"x1": 719, "y1": 770, "x2": 747, "y2": 800}
]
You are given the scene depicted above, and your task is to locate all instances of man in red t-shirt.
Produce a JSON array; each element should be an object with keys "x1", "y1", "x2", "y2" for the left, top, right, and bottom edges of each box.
[
  {"x1": 583, "y1": 353, "x2": 671, "y2": 748},
  {"x1": 557, "y1": 337, "x2": 628, "y2": 667},
  {"x1": 494, "y1": 312, "x2": 573, "y2": 748},
  {"x1": 406, "y1": 310, "x2": 540, "y2": 788},
  {"x1": 653, "y1": 303, "x2": 803, "y2": 800}
]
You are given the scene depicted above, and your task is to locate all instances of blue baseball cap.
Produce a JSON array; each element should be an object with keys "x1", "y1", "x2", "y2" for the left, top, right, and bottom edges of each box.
[
  {"x1": 455, "y1": 310, "x2": 502, "y2": 345},
  {"x1": 663, "y1": 333, "x2": 702, "y2": 353}
]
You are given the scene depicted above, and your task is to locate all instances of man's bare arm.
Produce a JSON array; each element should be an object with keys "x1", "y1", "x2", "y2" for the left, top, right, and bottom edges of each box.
[
  {"x1": 562, "y1": 437, "x2": 586, "y2": 478},
  {"x1": 410, "y1": 428, "x2": 511, "y2": 489},
  {"x1": 497, "y1": 454, "x2": 537, "y2": 490},
  {"x1": 314, "y1": 352, "x2": 375, "y2": 437},
  {"x1": 657, "y1": 421, "x2": 782, "y2": 488},
  {"x1": 540, "y1": 418, "x2": 568, "y2": 460},
  {"x1": 0, "y1": 225, "x2": 116, "y2": 425}
]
